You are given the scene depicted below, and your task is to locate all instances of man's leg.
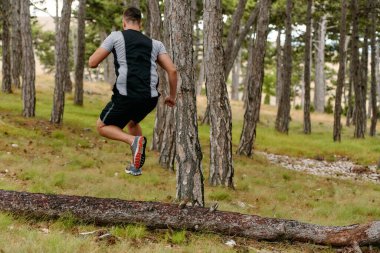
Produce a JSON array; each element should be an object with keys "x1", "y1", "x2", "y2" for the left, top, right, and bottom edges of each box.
[
  {"x1": 96, "y1": 118, "x2": 135, "y2": 145},
  {"x1": 127, "y1": 120, "x2": 142, "y2": 136}
]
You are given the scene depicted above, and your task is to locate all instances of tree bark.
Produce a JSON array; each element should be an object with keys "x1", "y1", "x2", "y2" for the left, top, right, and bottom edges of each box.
[
  {"x1": 351, "y1": 0, "x2": 365, "y2": 138},
  {"x1": 10, "y1": 0, "x2": 22, "y2": 89},
  {"x1": 128, "y1": 0, "x2": 140, "y2": 8},
  {"x1": 369, "y1": 0, "x2": 377, "y2": 137},
  {"x1": 203, "y1": 0, "x2": 234, "y2": 187},
  {"x1": 237, "y1": 0, "x2": 271, "y2": 156},
  {"x1": 242, "y1": 36, "x2": 255, "y2": 108},
  {"x1": 275, "y1": 28, "x2": 283, "y2": 106},
  {"x1": 333, "y1": 0, "x2": 348, "y2": 142},
  {"x1": 159, "y1": 107, "x2": 176, "y2": 171},
  {"x1": 158, "y1": 0, "x2": 176, "y2": 170},
  {"x1": 303, "y1": 0, "x2": 312, "y2": 135},
  {"x1": 1, "y1": 0, "x2": 12, "y2": 94},
  {"x1": 74, "y1": 0, "x2": 86, "y2": 106},
  {"x1": 51, "y1": 0, "x2": 73, "y2": 124},
  {"x1": 275, "y1": 0, "x2": 292, "y2": 134},
  {"x1": 231, "y1": 50, "x2": 241, "y2": 101},
  {"x1": 20, "y1": 0, "x2": 36, "y2": 117},
  {"x1": 169, "y1": 0, "x2": 204, "y2": 206},
  {"x1": 314, "y1": 14, "x2": 327, "y2": 113},
  {"x1": 1, "y1": 190, "x2": 380, "y2": 247},
  {"x1": 346, "y1": 65, "x2": 354, "y2": 127},
  {"x1": 100, "y1": 31, "x2": 115, "y2": 86},
  {"x1": 149, "y1": 0, "x2": 168, "y2": 152},
  {"x1": 376, "y1": 43, "x2": 380, "y2": 105}
]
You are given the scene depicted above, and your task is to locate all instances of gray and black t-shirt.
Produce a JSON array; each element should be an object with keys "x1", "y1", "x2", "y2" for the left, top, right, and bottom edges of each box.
[{"x1": 101, "y1": 29, "x2": 167, "y2": 99}]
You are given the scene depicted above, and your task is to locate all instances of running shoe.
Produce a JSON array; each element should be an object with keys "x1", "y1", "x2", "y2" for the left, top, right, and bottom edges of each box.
[
  {"x1": 130, "y1": 136, "x2": 147, "y2": 169},
  {"x1": 125, "y1": 164, "x2": 142, "y2": 176}
]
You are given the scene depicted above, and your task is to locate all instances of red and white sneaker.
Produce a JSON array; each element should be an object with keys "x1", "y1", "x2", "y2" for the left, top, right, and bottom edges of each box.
[{"x1": 130, "y1": 136, "x2": 146, "y2": 169}]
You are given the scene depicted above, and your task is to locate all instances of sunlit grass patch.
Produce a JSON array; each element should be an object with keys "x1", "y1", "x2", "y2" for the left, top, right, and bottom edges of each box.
[
  {"x1": 0, "y1": 213, "x2": 13, "y2": 230},
  {"x1": 165, "y1": 230, "x2": 187, "y2": 245},
  {"x1": 111, "y1": 224, "x2": 147, "y2": 239},
  {"x1": 208, "y1": 189, "x2": 232, "y2": 201}
]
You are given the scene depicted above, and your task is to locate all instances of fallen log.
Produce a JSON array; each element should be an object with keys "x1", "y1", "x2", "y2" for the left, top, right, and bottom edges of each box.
[{"x1": 0, "y1": 189, "x2": 379, "y2": 247}]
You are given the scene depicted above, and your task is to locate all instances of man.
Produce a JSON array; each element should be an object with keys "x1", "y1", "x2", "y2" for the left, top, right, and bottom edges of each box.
[{"x1": 88, "y1": 7, "x2": 177, "y2": 176}]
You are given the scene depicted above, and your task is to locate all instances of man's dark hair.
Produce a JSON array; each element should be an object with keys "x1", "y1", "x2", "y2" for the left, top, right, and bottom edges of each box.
[{"x1": 123, "y1": 7, "x2": 142, "y2": 23}]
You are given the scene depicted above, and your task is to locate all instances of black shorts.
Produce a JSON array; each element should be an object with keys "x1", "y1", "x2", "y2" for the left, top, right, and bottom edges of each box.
[{"x1": 99, "y1": 95, "x2": 158, "y2": 129}]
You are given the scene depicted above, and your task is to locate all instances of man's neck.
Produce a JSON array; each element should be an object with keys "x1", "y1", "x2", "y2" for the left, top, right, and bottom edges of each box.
[{"x1": 123, "y1": 25, "x2": 140, "y2": 31}]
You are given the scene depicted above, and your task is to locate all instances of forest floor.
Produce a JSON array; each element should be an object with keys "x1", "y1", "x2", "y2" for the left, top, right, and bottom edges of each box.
[{"x1": 0, "y1": 75, "x2": 379, "y2": 252}]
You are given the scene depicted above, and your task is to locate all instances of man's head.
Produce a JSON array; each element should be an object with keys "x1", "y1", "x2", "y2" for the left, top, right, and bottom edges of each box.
[{"x1": 123, "y1": 7, "x2": 142, "y2": 30}]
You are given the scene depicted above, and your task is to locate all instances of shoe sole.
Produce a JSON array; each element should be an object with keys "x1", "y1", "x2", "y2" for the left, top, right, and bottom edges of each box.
[
  {"x1": 125, "y1": 169, "x2": 142, "y2": 176},
  {"x1": 133, "y1": 137, "x2": 146, "y2": 169}
]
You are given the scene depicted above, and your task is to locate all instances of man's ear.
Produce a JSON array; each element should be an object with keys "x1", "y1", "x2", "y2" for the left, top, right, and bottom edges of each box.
[{"x1": 122, "y1": 19, "x2": 127, "y2": 29}]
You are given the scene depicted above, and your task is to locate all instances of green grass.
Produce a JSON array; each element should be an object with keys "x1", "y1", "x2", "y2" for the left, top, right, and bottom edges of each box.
[{"x1": 0, "y1": 80, "x2": 379, "y2": 252}]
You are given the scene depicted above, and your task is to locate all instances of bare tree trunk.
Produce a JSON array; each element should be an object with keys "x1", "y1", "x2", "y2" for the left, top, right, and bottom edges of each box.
[
  {"x1": 376, "y1": 42, "x2": 380, "y2": 104},
  {"x1": 195, "y1": 25, "x2": 204, "y2": 96},
  {"x1": 346, "y1": 66, "x2": 354, "y2": 127},
  {"x1": 149, "y1": 0, "x2": 168, "y2": 152},
  {"x1": 275, "y1": 0, "x2": 292, "y2": 134},
  {"x1": 64, "y1": 73, "x2": 73, "y2": 93},
  {"x1": 369, "y1": 0, "x2": 377, "y2": 137},
  {"x1": 275, "y1": 28, "x2": 283, "y2": 106},
  {"x1": 204, "y1": 0, "x2": 234, "y2": 187},
  {"x1": 314, "y1": 14, "x2": 327, "y2": 113},
  {"x1": 333, "y1": 0, "x2": 348, "y2": 142},
  {"x1": 303, "y1": 0, "x2": 312, "y2": 134},
  {"x1": 170, "y1": 0, "x2": 204, "y2": 206},
  {"x1": 224, "y1": 4, "x2": 259, "y2": 78},
  {"x1": 231, "y1": 49, "x2": 241, "y2": 101},
  {"x1": 55, "y1": 0, "x2": 59, "y2": 31},
  {"x1": 74, "y1": 0, "x2": 86, "y2": 106},
  {"x1": 51, "y1": 0, "x2": 73, "y2": 124},
  {"x1": 2, "y1": 190, "x2": 380, "y2": 247},
  {"x1": 1, "y1": 0, "x2": 12, "y2": 94},
  {"x1": 130, "y1": 0, "x2": 140, "y2": 8},
  {"x1": 159, "y1": 107, "x2": 176, "y2": 170},
  {"x1": 158, "y1": 0, "x2": 176, "y2": 170},
  {"x1": 100, "y1": 31, "x2": 115, "y2": 86},
  {"x1": 242, "y1": 36, "x2": 255, "y2": 106},
  {"x1": 237, "y1": 0, "x2": 271, "y2": 156},
  {"x1": 145, "y1": 2, "x2": 151, "y2": 37},
  {"x1": 360, "y1": 25, "x2": 369, "y2": 126},
  {"x1": 223, "y1": 0, "x2": 247, "y2": 77},
  {"x1": 10, "y1": 0, "x2": 22, "y2": 89},
  {"x1": 351, "y1": 0, "x2": 365, "y2": 138},
  {"x1": 20, "y1": 0, "x2": 35, "y2": 117}
]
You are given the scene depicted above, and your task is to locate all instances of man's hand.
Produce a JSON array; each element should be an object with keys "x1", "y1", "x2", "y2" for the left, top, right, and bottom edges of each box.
[{"x1": 164, "y1": 96, "x2": 176, "y2": 107}]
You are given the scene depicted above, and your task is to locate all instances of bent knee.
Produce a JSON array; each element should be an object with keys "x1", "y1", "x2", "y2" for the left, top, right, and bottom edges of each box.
[
  {"x1": 96, "y1": 119, "x2": 106, "y2": 135},
  {"x1": 127, "y1": 121, "x2": 139, "y2": 129}
]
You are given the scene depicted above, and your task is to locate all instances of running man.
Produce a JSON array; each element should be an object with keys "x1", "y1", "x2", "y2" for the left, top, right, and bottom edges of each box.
[{"x1": 88, "y1": 7, "x2": 177, "y2": 176}]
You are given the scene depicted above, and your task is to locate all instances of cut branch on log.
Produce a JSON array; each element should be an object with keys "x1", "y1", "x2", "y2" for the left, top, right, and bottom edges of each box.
[{"x1": 0, "y1": 190, "x2": 379, "y2": 247}]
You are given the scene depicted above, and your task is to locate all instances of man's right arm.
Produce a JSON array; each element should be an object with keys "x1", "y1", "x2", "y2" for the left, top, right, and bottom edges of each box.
[
  {"x1": 88, "y1": 48, "x2": 110, "y2": 68},
  {"x1": 88, "y1": 32, "x2": 114, "y2": 68},
  {"x1": 157, "y1": 53, "x2": 177, "y2": 107}
]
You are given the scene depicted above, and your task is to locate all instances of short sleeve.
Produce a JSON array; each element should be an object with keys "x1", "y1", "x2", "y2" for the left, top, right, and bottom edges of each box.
[
  {"x1": 157, "y1": 41, "x2": 167, "y2": 55},
  {"x1": 100, "y1": 32, "x2": 115, "y2": 52}
]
